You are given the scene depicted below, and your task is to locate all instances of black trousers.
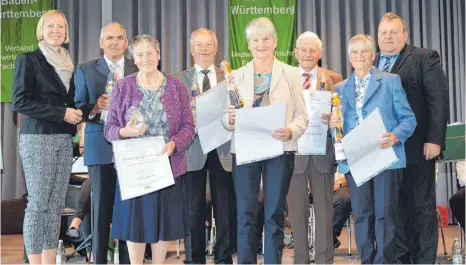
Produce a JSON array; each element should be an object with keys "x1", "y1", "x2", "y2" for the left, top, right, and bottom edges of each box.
[
  {"x1": 88, "y1": 164, "x2": 130, "y2": 264},
  {"x1": 450, "y1": 186, "x2": 465, "y2": 229},
  {"x1": 74, "y1": 178, "x2": 91, "y2": 221},
  {"x1": 184, "y1": 151, "x2": 237, "y2": 264},
  {"x1": 395, "y1": 160, "x2": 437, "y2": 264},
  {"x1": 332, "y1": 186, "x2": 352, "y2": 240}
]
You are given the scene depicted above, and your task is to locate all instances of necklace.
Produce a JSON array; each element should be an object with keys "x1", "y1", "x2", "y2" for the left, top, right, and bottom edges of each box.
[{"x1": 138, "y1": 71, "x2": 161, "y2": 89}]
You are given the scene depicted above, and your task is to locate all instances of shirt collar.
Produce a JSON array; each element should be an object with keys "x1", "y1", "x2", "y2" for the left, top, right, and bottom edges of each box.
[
  {"x1": 194, "y1": 63, "x2": 215, "y2": 74},
  {"x1": 298, "y1": 65, "x2": 318, "y2": 77},
  {"x1": 104, "y1": 56, "x2": 125, "y2": 69},
  {"x1": 355, "y1": 67, "x2": 375, "y2": 83}
]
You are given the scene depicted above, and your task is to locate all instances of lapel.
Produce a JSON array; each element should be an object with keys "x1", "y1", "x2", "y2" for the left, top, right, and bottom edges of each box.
[
  {"x1": 96, "y1": 56, "x2": 110, "y2": 79},
  {"x1": 343, "y1": 73, "x2": 356, "y2": 110},
  {"x1": 238, "y1": 61, "x2": 254, "y2": 107},
  {"x1": 363, "y1": 68, "x2": 382, "y2": 105},
  {"x1": 269, "y1": 58, "x2": 283, "y2": 93},
  {"x1": 390, "y1": 45, "x2": 413, "y2": 74},
  {"x1": 215, "y1": 66, "x2": 225, "y2": 83},
  {"x1": 35, "y1": 49, "x2": 67, "y2": 95},
  {"x1": 185, "y1": 67, "x2": 196, "y2": 87},
  {"x1": 123, "y1": 58, "x2": 135, "y2": 76}
]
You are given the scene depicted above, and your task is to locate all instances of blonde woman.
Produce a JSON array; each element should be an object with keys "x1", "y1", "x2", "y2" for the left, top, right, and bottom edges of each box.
[
  {"x1": 223, "y1": 17, "x2": 308, "y2": 264},
  {"x1": 12, "y1": 10, "x2": 82, "y2": 264}
]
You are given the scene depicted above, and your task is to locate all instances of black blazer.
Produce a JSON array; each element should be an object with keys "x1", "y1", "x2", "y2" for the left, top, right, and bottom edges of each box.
[
  {"x1": 12, "y1": 48, "x2": 77, "y2": 135},
  {"x1": 375, "y1": 45, "x2": 449, "y2": 164}
]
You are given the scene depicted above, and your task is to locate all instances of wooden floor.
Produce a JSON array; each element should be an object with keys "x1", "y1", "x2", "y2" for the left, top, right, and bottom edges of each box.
[{"x1": 2, "y1": 225, "x2": 463, "y2": 264}]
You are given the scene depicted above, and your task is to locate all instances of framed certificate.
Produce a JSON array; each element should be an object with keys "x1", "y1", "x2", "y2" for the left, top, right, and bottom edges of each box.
[{"x1": 113, "y1": 136, "x2": 174, "y2": 200}]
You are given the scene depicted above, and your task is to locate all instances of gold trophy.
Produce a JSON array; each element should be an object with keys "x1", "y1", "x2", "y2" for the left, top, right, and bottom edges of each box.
[{"x1": 220, "y1": 60, "x2": 245, "y2": 109}]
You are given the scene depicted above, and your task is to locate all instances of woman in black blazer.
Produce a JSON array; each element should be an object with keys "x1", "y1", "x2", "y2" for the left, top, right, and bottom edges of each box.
[{"x1": 11, "y1": 10, "x2": 82, "y2": 264}]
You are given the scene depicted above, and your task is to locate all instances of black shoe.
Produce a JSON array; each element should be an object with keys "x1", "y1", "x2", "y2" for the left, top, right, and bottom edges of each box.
[{"x1": 333, "y1": 238, "x2": 341, "y2": 249}]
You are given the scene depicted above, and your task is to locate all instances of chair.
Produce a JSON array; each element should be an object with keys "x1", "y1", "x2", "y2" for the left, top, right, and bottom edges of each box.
[
  {"x1": 347, "y1": 214, "x2": 353, "y2": 256},
  {"x1": 437, "y1": 209, "x2": 448, "y2": 255}
]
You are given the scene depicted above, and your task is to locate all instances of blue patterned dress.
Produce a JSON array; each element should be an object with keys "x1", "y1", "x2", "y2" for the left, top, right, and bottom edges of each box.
[{"x1": 111, "y1": 78, "x2": 189, "y2": 243}]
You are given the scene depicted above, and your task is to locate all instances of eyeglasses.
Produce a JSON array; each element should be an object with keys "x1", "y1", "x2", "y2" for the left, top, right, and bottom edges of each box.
[{"x1": 378, "y1": 30, "x2": 402, "y2": 38}]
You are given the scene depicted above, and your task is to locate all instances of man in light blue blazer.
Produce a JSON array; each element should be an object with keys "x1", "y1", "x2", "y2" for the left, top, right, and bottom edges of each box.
[
  {"x1": 329, "y1": 34, "x2": 416, "y2": 264},
  {"x1": 74, "y1": 22, "x2": 134, "y2": 264}
]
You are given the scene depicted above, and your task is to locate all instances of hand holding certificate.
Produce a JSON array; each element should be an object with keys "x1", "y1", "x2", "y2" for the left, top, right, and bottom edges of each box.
[
  {"x1": 297, "y1": 90, "x2": 331, "y2": 155},
  {"x1": 195, "y1": 81, "x2": 232, "y2": 154},
  {"x1": 341, "y1": 108, "x2": 398, "y2": 186},
  {"x1": 113, "y1": 136, "x2": 174, "y2": 200},
  {"x1": 235, "y1": 103, "x2": 286, "y2": 165}
]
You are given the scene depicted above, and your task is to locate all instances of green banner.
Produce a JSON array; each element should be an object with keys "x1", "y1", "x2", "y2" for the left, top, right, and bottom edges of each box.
[
  {"x1": 1, "y1": 0, "x2": 55, "y2": 103},
  {"x1": 228, "y1": 0, "x2": 297, "y2": 70}
]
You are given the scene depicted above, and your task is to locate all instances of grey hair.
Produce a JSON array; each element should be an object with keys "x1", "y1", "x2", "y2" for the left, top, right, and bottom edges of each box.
[
  {"x1": 189, "y1": 27, "x2": 218, "y2": 49},
  {"x1": 295, "y1": 31, "x2": 323, "y2": 50},
  {"x1": 347, "y1": 34, "x2": 376, "y2": 57},
  {"x1": 245, "y1": 17, "x2": 277, "y2": 41},
  {"x1": 129, "y1": 34, "x2": 160, "y2": 55},
  {"x1": 99, "y1": 22, "x2": 127, "y2": 41}
]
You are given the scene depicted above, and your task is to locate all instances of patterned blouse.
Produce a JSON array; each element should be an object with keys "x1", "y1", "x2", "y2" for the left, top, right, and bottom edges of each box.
[
  {"x1": 354, "y1": 67, "x2": 374, "y2": 125},
  {"x1": 253, "y1": 73, "x2": 272, "y2": 107},
  {"x1": 134, "y1": 78, "x2": 169, "y2": 142}
]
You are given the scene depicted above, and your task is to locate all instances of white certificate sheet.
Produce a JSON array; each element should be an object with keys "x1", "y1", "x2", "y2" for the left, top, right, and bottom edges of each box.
[
  {"x1": 196, "y1": 81, "x2": 232, "y2": 154},
  {"x1": 113, "y1": 136, "x2": 174, "y2": 200},
  {"x1": 297, "y1": 90, "x2": 331, "y2": 155},
  {"x1": 341, "y1": 108, "x2": 398, "y2": 187},
  {"x1": 235, "y1": 103, "x2": 286, "y2": 165}
]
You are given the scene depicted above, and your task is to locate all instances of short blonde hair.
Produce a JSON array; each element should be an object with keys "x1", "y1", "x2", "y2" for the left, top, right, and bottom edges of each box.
[
  {"x1": 129, "y1": 34, "x2": 160, "y2": 54},
  {"x1": 189, "y1": 27, "x2": 218, "y2": 50},
  {"x1": 380, "y1": 12, "x2": 408, "y2": 32},
  {"x1": 36, "y1": 10, "x2": 70, "y2": 44},
  {"x1": 347, "y1": 34, "x2": 376, "y2": 57},
  {"x1": 245, "y1": 17, "x2": 277, "y2": 41}
]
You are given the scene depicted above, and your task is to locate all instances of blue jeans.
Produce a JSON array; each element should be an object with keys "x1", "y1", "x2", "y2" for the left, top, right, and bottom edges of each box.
[
  {"x1": 347, "y1": 169, "x2": 402, "y2": 264},
  {"x1": 232, "y1": 153, "x2": 294, "y2": 264}
]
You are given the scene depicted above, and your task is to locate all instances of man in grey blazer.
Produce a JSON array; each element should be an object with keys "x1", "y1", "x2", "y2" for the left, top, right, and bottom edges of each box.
[
  {"x1": 287, "y1": 32, "x2": 343, "y2": 264},
  {"x1": 172, "y1": 28, "x2": 236, "y2": 264}
]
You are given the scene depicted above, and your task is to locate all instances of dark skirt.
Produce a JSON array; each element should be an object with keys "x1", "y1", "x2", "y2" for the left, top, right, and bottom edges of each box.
[{"x1": 111, "y1": 176, "x2": 190, "y2": 243}]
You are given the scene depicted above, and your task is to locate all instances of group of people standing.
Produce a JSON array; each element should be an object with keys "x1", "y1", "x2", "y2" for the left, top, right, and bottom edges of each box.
[{"x1": 12, "y1": 8, "x2": 449, "y2": 265}]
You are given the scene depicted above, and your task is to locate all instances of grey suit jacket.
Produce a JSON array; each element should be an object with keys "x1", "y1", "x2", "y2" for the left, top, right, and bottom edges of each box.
[
  {"x1": 172, "y1": 66, "x2": 232, "y2": 172},
  {"x1": 293, "y1": 67, "x2": 343, "y2": 175}
]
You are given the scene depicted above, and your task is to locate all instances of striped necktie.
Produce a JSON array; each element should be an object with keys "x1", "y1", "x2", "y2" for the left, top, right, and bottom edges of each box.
[
  {"x1": 201, "y1": 69, "x2": 211, "y2": 92},
  {"x1": 302, "y1": 73, "x2": 311, "y2": 90},
  {"x1": 381, "y1": 55, "x2": 397, "y2": 73}
]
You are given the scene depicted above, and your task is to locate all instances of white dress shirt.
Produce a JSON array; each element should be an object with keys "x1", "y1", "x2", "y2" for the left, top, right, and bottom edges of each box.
[
  {"x1": 298, "y1": 66, "x2": 318, "y2": 90},
  {"x1": 104, "y1": 56, "x2": 125, "y2": 78},
  {"x1": 194, "y1": 63, "x2": 217, "y2": 93}
]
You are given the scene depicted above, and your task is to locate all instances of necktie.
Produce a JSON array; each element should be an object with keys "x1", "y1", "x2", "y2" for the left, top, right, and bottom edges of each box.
[
  {"x1": 201, "y1": 69, "x2": 211, "y2": 92},
  {"x1": 110, "y1": 63, "x2": 121, "y2": 79},
  {"x1": 302, "y1": 73, "x2": 311, "y2": 90},
  {"x1": 380, "y1": 55, "x2": 397, "y2": 73}
]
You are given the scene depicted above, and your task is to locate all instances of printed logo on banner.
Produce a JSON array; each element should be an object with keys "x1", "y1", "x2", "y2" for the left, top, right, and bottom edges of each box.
[{"x1": 228, "y1": 0, "x2": 298, "y2": 69}]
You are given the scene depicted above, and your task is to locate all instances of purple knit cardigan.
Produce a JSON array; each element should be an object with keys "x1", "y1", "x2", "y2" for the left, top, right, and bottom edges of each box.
[{"x1": 103, "y1": 73, "x2": 195, "y2": 177}]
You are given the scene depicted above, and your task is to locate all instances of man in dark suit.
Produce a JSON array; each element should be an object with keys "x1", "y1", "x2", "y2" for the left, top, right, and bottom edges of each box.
[
  {"x1": 74, "y1": 22, "x2": 135, "y2": 264},
  {"x1": 173, "y1": 28, "x2": 236, "y2": 264},
  {"x1": 376, "y1": 12, "x2": 449, "y2": 264},
  {"x1": 287, "y1": 31, "x2": 342, "y2": 264}
]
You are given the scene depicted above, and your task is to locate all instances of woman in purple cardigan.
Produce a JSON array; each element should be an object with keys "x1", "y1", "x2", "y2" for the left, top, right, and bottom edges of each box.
[{"x1": 104, "y1": 34, "x2": 195, "y2": 264}]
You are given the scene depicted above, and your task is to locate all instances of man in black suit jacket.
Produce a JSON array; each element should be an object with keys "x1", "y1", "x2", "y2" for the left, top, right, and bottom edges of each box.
[{"x1": 375, "y1": 13, "x2": 449, "y2": 264}]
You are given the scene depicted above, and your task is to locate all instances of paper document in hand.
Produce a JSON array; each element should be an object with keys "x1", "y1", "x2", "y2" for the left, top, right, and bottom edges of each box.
[
  {"x1": 297, "y1": 90, "x2": 331, "y2": 155},
  {"x1": 113, "y1": 136, "x2": 174, "y2": 200},
  {"x1": 341, "y1": 108, "x2": 398, "y2": 187},
  {"x1": 235, "y1": 103, "x2": 286, "y2": 165},
  {"x1": 196, "y1": 81, "x2": 232, "y2": 154}
]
